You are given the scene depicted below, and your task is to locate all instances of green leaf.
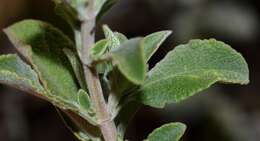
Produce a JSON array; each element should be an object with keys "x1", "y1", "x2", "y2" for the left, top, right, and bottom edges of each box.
[
  {"x1": 0, "y1": 54, "x2": 45, "y2": 96},
  {"x1": 4, "y1": 20, "x2": 79, "y2": 109},
  {"x1": 138, "y1": 39, "x2": 249, "y2": 108},
  {"x1": 146, "y1": 122, "x2": 186, "y2": 141},
  {"x1": 76, "y1": 89, "x2": 97, "y2": 125},
  {"x1": 103, "y1": 25, "x2": 121, "y2": 49},
  {"x1": 63, "y1": 48, "x2": 87, "y2": 90},
  {"x1": 109, "y1": 38, "x2": 146, "y2": 85},
  {"x1": 77, "y1": 89, "x2": 94, "y2": 115},
  {"x1": 143, "y1": 31, "x2": 172, "y2": 61},
  {"x1": 90, "y1": 39, "x2": 109, "y2": 59}
]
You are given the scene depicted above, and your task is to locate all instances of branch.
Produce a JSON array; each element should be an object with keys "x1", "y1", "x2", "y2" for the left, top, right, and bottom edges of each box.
[{"x1": 81, "y1": 18, "x2": 117, "y2": 141}]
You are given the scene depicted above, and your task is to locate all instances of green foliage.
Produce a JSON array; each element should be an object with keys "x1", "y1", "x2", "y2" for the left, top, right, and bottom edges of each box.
[
  {"x1": 4, "y1": 20, "x2": 79, "y2": 109},
  {"x1": 138, "y1": 39, "x2": 249, "y2": 108},
  {"x1": 1, "y1": 1, "x2": 250, "y2": 141},
  {"x1": 143, "y1": 31, "x2": 172, "y2": 61},
  {"x1": 90, "y1": 39, "x2": 109, "y2": 60},
  {"x1": 146, "y1": 123, "x2": 186, "y2": 141},
  {"x1": 0, "y1": 54, "x2": 45, "y2": 95},
  {"x1": 109, "y1": 38, "x2": 146, "y2": 85},
  {"x1": 77, "y1": 89, "x2": 95, "y2": 115},
  {"x1": 103, "y1": 25, "x2": 121, "y2": 49}
]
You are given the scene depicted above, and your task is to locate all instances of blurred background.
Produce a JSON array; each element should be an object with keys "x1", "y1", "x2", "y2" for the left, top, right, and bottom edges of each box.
[{"x1": 0, "y1": 0, "x2": 260, "y2": 141}]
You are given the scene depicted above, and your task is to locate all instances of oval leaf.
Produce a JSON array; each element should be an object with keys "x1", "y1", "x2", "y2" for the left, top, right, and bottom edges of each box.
[
  {"x1": 146, "y1": 122, "x2": 186, "y2": 141},
  {"x1": 77, "y1": 89, "x2": 94, "y2": 114},
  {"x1": 138, "y1": 39, "x2": 249, "y2": 108}
]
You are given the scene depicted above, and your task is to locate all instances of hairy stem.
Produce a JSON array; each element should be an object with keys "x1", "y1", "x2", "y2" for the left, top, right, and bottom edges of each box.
[{"x1": 81, "y1": 19, "x2": 117, "y2": 141}]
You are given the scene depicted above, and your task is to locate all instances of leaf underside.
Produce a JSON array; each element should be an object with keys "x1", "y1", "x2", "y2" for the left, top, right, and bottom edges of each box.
[{"x1": 138, "y1": 39, "x2": 249, "y2": 108}]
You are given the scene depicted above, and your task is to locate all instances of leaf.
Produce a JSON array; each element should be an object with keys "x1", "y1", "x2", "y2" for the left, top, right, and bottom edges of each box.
[
  {"x1": 90, "y1": 39, "x2": 109, "y2": 59},
  {"x1": 63, "y1": 48, "x2": 87, "y2": 90},
  {"x1": 4, "y1": 19, "x2": 79, "y2": 109},
  {"x1": 143, "y1": 31, "x2": 172, "y2": 61},
  {"x1": 138, "y1": 39, "x2": 249, "y2": 108},
  {"x1": 146, "y1": 122, "x2": 186, "y2": 141},
  {"x1": 109, "y1": 38, "x2": 146, "y2": 85},
  {"x1": 77, "y1": 89, "x2": 95, "y2": 115},
  {"x1": 103, "y1": 25, "x2": 121, "y2": 49},
  {"x1": 0, "y1": 54, "x2": 45, "y2": 97}
]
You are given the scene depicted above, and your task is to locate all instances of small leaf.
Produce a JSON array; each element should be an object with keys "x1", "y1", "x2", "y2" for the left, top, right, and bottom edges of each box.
[
  {"x1": 143, "y1": 31, "x2": 172, "y2": 61},
  {"x1": 109, "y1": 38, "x2": 146, "y2": 85},
  {"x1": 77, "y1": 89, "x2": 94, "y2": 114},
  {"x1": 103, "y1": 25, "x2": 121, "y2": 49},
  {"x1": 90, "y1": 39, "x2": 109, "y2": 59},
  {"x1": 146, "y1": 122, "x2": 186, "y2": 141},
  {"x1": 77, "y1": 89, "x2": 97, "y2": 125},
  {"x1": 0, "y1": 54, "x2": 45, "y2": 96},
  {"x1": 138, "y1": 39, "x2": 249, "y2": 108},
  {"x1": 4, "y1": 20, "x2": 79, "y2": 109}
]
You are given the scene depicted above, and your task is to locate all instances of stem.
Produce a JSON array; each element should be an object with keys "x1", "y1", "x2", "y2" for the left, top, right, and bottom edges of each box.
[{"x1": 81, "y1": 19, "x2": 117, "y2": 141}]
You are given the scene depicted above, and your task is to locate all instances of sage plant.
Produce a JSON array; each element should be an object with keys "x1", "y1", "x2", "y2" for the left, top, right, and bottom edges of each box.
[{"x1": 0, "y1": 0, "x2": 249, "y2": 141}]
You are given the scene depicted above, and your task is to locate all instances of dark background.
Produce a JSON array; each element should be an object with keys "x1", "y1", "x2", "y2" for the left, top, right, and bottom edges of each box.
[{"x1": 0, "y1": 0, "x2": 260, "y2": 141}]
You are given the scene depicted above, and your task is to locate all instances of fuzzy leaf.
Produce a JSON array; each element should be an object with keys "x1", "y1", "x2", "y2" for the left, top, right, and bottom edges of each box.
[
  {"x1": 110, "y1": 38, "x2": 146, "y2": 85},
  {"x1": 91, "y1": 39, "x2": 109, "y2": 59},
  {"x1": 143, "y1": 31, "x2": 172, "y2": 61},
  {"x1": 138, "y1": 39, "x2": 249, "y2": 108},
  {"x1": 4, "y1": 20, "x2": 79, "y2": 109},
  {"x1": 103, "y1": 25, "x2": 120, "y2": 49},
  {"x1": 77, "y1": 89, "x2": 94, "y2": 115},
  {"x1": 76, "y1": 89, "x2": 97, "y2": 125},
  {"x1": 0, "y1": 54, "x2": 45, "y2": 96},
  {"x1": 146, "y1": 123, "x2": 186, "y2": 141}
]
